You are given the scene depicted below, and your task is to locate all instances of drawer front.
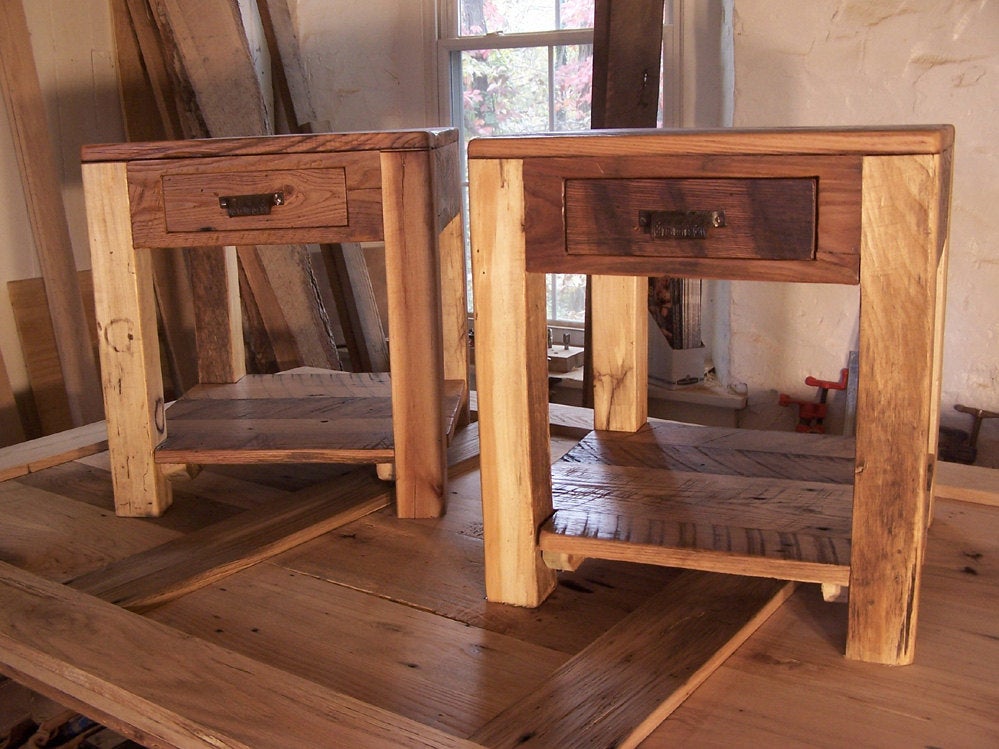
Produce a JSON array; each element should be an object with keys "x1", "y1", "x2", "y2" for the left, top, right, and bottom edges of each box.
[
  {"x1": 565, "y1": 178, "x2": 816, "y2": 261},
  {"x1": 162, "y1": 166, "x2": 348, "y2": 233},
  {"x1": 127, "y1": 151, "x2": 384, "y2": 247},
  {"x1": 520, "y1": 154, "x2": 862, "y2": 284}
]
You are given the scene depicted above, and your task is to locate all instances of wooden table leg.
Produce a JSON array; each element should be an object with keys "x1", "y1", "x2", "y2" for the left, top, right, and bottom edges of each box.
[
  {"x1": 83, "y1": 161, "x2": 171, "y2": 516},
  {"x1": 848, "y1": 153, "x2": 948, "y2": 664},
  {"x1": 591, "y1": 275, "x2": 649, "y2": 432},
  {"x1": 381, "y1": 150, "x2": 448, "y2": 518},
  {"x1": 470, "y1": 158, "x2": 557, "y2": 606}
]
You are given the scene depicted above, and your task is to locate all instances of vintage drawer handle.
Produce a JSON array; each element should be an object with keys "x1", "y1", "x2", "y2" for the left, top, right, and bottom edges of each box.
[
  {"x1": 218, "y1": 192, "x2": 285, "y2": 217},
  {"x1": 638, "y1": 209, "x2": 726, "y2": 240}
]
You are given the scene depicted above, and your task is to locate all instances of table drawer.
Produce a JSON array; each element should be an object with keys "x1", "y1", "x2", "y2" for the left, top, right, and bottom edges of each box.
[
  {"x1": 519, "y1": 153, "x2": 862, "y2": 283},
  {"x1": 162, "y1": 165, "x2": 348, "y2": 233},
  {"x1": 127, "y1": 151, "x2": 384, "y2": 247},
  {"x1": 564, "y1": 177, "x2": 816, "y2": 261}
]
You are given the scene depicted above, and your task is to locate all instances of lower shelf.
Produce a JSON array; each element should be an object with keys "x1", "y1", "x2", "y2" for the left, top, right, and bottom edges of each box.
[
  {"x1": 155, "y1": 370, "x2": 466, "y2": 464},
  {"x1": 540, "y1": 420, "x2": 856, "y2": 585}
]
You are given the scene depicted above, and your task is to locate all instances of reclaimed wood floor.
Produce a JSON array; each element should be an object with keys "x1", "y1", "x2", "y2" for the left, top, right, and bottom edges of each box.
[{"x1": 0, "y1": 412, "x2": 996, "y2": 747}]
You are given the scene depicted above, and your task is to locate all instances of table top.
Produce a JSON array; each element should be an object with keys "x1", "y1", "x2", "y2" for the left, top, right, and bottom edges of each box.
[
  {"x1": 467, "y1": 124, "x2": 954, "y2": 159},
  {"x1": 82, "y1": 128, "x2": 458, "y2": 164}
]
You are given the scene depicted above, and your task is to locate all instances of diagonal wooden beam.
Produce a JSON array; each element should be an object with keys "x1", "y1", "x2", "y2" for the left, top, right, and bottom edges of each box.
[
  {"x1": 471, "y1": 573, "x2": 795, "y2": 748},
  {"x1": 0, "y1": 561, "x2": 483, "y2": 749}
]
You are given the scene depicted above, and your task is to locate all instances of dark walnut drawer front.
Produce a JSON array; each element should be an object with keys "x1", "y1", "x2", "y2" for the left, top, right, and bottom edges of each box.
[
  {"x1": 565, "y1": 177, "x2": 816, "y2": 261},
  {"x1": 522, "y1": 154, "x2": 863, "y2": 284},
  {"x1": 127, "y1": 151, "x2": 384, "y2": 247}
]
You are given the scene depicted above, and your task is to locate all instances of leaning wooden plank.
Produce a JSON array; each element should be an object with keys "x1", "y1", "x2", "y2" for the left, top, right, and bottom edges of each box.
[
  {"x1": 255, "y1": 0, "x2": 316, "y2": 132},
  {"x1": 8, "y1": 272, "x2": 97, "y2": 435},
  {"x1": 471, "y1": 572, "x2": 794, "y2": 748},
  {"x1": 0, "y1": 421, "x2": 107, "y2": 482},
  {"x1": 68, "y1": 420, "x2": 480, "y2": 612},
  {"x1": 935, "y1": 461, "x2": 999, "y2": 507},
  {"x1": 151, "y1": 0, "x2": 341, "y2": 371},
  {"x1": 322, "y1": 244, "x2": 391, "y2": 372},
  {"x1": 110, "y1": 0, "x2": 200, "y2": 395},
  {"x1": 0, "y1": 562, "x2": 481, "y2": 749},
  {"x1": 250, "y1": 0, "x2": 390, "y2": 373},
  {"x1": 0, "y1": 345, "x2": 24, "y2": 447},
  {"x1": 0, "y1": 0, "x2": 103, "y2": 426}
]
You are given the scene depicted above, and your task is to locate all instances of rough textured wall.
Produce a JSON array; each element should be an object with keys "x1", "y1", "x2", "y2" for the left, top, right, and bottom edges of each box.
[
  {"x1": 290, "y1": 0, "x2": 436, "y2": 131},
  {"x1": 728, "y1": 0, "x2": 997, "y2": 461}
]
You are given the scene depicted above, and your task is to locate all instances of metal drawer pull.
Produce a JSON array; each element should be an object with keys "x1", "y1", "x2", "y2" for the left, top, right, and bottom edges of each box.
[
  {"x1": 218, "y1": 191, "x2": 285, "y2": 217},
  {"x1": 638, "y1": 209, "x2": 725, "y2": 240}
]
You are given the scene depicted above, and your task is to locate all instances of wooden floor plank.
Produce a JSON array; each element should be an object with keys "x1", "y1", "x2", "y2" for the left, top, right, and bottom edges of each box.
[
  {"x1": 472, "y1": 573, "x2": 795, "y2": 748},
  {"x1": 0, "y1": 481, "x2": 179, "y2": 582},
  {"x1": 67, "y1": 422, "x2": 483, "y2": 613},
  {"x1": 935, "y1": 460, "x2": 999, "y2": 507},
  {"x1": 0, "y1": 421, "x2": 107, "y2": 482},
  {"x1": 66, "y1": 467, "x2": 391, "y2": 612},
  {"x1": 1, "y1": 405, "x2": 995, "y2": 746},
  {"x1": 272, "y1": 441, "x2": 688, "y2": 656},
  {"x1": 148, "y1": 562, "x2": 568, "y2": 737},
  {"x1": 642, "y1": 498, "x2": 999, "y2": 747},
  {"x1": 0, "y1": 561, "x2": 480, "y2": 749}
]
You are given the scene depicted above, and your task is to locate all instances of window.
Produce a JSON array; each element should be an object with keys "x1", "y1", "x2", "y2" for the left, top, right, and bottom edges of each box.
[{"x1": 438, "y1": 0, "x2": 596, "y2": 325}]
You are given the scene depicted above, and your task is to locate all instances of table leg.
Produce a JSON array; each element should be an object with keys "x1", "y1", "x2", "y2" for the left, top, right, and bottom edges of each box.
[
  {"x1": 591, "y1": 275, "x2": 649, "y2": 432},
  {"x1": 381, "y1": 150, "x2": 448, "y2": 518},
  {"x1": 83, "y1": 161, "x2": 171, "y2": 516},
  {"x1": 470, "y1": 158, "x2": 557, "y2": 606},
  {"x1": 849, "y1": 153, "x2": 947, "y2": 664}
]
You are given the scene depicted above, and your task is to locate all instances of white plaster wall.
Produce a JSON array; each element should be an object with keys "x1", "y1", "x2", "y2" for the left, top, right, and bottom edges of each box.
[
  {"x1": 728, "y1": 0, "x2": 998, "y2": 458},
  {"x1": 289, "y1": 0, "x2": 438, "y2": 131},
  {"x1": 0, "y1": 0, "x2": 123, "y2": 394}
]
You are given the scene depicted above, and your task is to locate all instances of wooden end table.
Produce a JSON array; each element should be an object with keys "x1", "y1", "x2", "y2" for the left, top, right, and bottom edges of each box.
[
  {"x1": 468, "y1": 126, "x2": 953, "y2": 664},
  {"x1": 82, "y1": 129, "x2": 467, "y2": 520}
]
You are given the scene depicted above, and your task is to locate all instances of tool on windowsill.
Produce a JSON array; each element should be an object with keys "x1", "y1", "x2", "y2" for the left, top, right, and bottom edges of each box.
[
  {"x1": 778, "y1": 368, "x2": 849, "y2": 434},
  {"x1": 938, "y1": 404, "x2": 999, "y2": 464}
]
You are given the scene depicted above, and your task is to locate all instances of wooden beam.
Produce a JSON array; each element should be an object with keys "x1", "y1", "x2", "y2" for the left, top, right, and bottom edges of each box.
[
  {"x1": 0, "y1": 561, "x2": 481, "y2": 749},
  {"x1": 151, "y1": 0, "x2": 340, "y2": 372},
  {"x1": 0, "y1": 0, "x2": 104, "y2": 426},
  {"x1": 252, "y1": 0, "x2": 388, "y2": 373},
  {"x1": 0, "y1": 346, "x2": 24, "y2": 447},
  {"x1": 472, "y1": 573, "x2": 795, "y2": 748},
  {"x1": 110, "y1": 0, "x2": 200, "y2": 395},
  {"x1": 255, "y1": 0, "x2": 317, "y2": 132},
  {"x1": 584, "y1": 0, "x2": 667, "y2": 406},
  {"x1": 8, "y1": 271, "x2": 98, "y2": 435},
  {"x1": 321, "y1": 244, "x2": 390, "y2": 371},
  {"x1": 591, "y1": 0, "x2": 667, "y2": 128},
  {"x1": 0, "y1": 421, "x2": 107, "y2": 483}
]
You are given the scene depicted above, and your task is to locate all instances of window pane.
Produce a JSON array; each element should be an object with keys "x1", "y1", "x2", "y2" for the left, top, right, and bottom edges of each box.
[
  {"x1": 553, "y1": 44, "x2": 592, "y2": 131},
  {"x1": 459, "y1": 0, "x2": 594, "y2": 35},
  {"x1": 460, "y1": 47, "x2": 549, "y2": 139},
  {"x1": 551, "y1": 273, "x2": 587, "y2": 323}
]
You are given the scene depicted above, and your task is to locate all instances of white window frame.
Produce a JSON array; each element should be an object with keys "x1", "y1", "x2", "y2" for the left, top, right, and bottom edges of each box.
[{"x1": 436, "y1": 1, "x2": 686, "y2": 330}]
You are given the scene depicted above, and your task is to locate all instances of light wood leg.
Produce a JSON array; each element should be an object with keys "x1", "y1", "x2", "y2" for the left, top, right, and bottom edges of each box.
[
  {"x1": 439, "y1": 212, "x2": 470, "y2": 427},
  {"x1": 591, "y1": 274, "x2": 648, "y2": 432},
  {"x1": 83, "y1": 161, "x2": 171, "y2": 516},
  {"x1": 848, "y1": 153, "x2": 945, "y2": 664},
  {"x1": 470, "y1": 158, "x2": 557, "y2": 606},
  {"x1": 381, "y1": 150, "x2": 447, "y2": 518}
]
